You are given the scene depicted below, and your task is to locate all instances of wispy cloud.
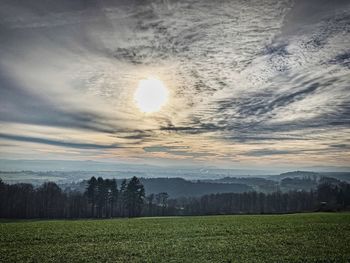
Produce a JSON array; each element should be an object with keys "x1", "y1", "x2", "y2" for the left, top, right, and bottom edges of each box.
[
  {"x1": 0, "y1": 133, "x2": 124, "y2": 150},
  {"x1": 0, "y1": 0, "x2": 349, "y2": 168}
]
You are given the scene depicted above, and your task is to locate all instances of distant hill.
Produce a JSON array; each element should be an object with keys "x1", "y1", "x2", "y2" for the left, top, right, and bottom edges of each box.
[
  {"x1": 318, "y1": 172, "x2": 350, "y2": 182},
  {"x1": 61, "y1": 177, "x2": 253, "y2": 198},
  {"x1": 269, "y1": 171, "x2": 350, "y2": 182},
  {"x1": 200, "y1": 177, "x2": 278, "y2": 192},
  {"x1": 2, "y1": 169, "x2": 349, "y2": 197},
  {"x1": 139, "y1": 178, "x2": 252, "y2": 198},
  {"x1": 269, "y1": 171, "x2": 319, "y2": 181}
]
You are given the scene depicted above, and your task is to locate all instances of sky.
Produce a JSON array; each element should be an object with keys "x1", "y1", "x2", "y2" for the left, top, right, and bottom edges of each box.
[{"x1": 0, "y1": 0, "x2": 349, "y2": 171}]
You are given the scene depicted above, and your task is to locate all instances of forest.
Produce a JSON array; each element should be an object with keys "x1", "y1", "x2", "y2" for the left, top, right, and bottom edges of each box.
[{"x1": 0, "y1": 176, "x2": 349, "y2": 219}]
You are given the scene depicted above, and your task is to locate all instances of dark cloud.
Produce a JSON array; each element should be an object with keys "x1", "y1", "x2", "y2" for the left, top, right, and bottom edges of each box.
[
  {"x1": 143, "y1": 145, "x2": 215, "y2": 158},
  {"x1": 329, "y1": 51, "x2": 350, "y2": 68},
  {"x1": 144, "y1": 145, "x2": 189, "y2": 153},
  {"x1": 0, "y1": 133, "x2": 123, "y2": 150},
  {"x1": 243, "y1": 149, "x2": 296, "y2": 157},
  {"x1": 0, "y1": 72, "x2": 121, "y2": 133},
  {"x1": 329, "y1": 144, "x2": 350, "y2": 150},
  {"x1": 238, "y1": 83, "x2": 319, "y2": 116}
]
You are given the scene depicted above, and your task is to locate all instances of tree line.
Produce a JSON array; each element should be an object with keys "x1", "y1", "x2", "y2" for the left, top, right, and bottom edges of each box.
[
  {"x1": 0, "y1": 176, "x2": 349, "y2": 219},
  {"x1": 0, "y1": 176, "x2": 147, "y2": 219}
]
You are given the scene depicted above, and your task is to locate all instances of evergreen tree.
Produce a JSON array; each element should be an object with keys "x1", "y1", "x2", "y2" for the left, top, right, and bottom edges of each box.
[
  {"x1": 85, "y1": 176, "x2": 97, "y2": 217},
  {"x1": 119, "y1": 179, "x2": 127, "y2": 217},
  {"x1": 125, "y1": 176, "x2": 145, "y2": 217},
  {"x1": 109, "y1": 179, "x2": 118, "y2": 217},
  {"x1": 96, "y1": 177, "x2": 108, "y2": 218}
]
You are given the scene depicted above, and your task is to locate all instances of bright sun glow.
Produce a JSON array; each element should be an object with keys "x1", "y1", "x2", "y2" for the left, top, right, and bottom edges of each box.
[{"x1": 134, "y1": 77, "x2": 169, "y2": 113}]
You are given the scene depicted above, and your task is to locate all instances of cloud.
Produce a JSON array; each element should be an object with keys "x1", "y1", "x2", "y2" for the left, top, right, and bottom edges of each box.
[
  {"x1": 329, "y1": 144, "x2": 350, "y2": 150},
  {"x1": 243, "y1": 148, "x2": 306, "y2": 157},
  {"x1": 0, "y1": 72, "x2": 121, "y2": 133},
  {"x1": 0, "y1": 0, "x2": 349, "y2": 167},
  {"x1": 0, "y1": 133, "x2": 124, "y2": 150},
  {"x1": 329, "y1": 51, "x2": 350, "y2": 69},
  {"x1": 143, "y1": 144, "x2": 215, "y2": 158}
]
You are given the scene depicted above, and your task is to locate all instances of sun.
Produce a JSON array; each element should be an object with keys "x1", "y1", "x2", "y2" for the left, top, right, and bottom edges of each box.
[{"x1": 134, "y1": 77, "x2": 169, "y2": 113}]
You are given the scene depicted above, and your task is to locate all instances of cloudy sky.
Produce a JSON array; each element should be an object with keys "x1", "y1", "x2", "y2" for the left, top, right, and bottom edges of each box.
[{"x1": 0, "y1": 0, "x2": 349, "y2": 170}]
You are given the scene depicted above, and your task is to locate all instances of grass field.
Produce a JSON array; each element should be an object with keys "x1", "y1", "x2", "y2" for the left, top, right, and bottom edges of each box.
[{"x1": 1, "y1": 213, "x2": 349, "y2": 262}]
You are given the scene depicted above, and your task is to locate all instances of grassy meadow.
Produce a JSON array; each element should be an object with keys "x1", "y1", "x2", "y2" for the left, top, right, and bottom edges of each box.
[{"x1": 1, "y1": 213, "x2": 349, "y2": 262}]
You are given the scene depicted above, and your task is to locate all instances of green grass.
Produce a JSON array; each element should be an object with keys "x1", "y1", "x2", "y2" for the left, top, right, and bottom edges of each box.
[{"x1": 1, "y1": 213, "x2": 349, "y2": 262}]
